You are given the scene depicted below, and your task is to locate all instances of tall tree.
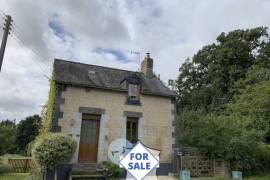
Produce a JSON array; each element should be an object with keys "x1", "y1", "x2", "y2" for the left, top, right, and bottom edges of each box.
[
  {"x1": 177, "y1": 27, "x2": 269, "y2": 112},
  {"x1": 176, "y1": 27, "x2": 270, "y2": 172},
  {"x1": 0, "y1": 119, "x2": 16, "y2": 155},
  {"x1": 0, "y1": 119, "x2": 16, "y2": 127},
  {"x1": 15, "y1": 115, "x2": 42, "y2": 153}
]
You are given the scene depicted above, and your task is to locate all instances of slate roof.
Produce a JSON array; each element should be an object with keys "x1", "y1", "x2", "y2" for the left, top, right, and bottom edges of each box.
[{"x1": 54, "y1": 59, "x2": 177, "y2": 97}]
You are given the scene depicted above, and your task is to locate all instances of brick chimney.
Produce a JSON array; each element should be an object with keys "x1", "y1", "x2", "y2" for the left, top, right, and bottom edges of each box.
[{"x1": 141, "y1": 53, "x2": 153, "y2": 77}]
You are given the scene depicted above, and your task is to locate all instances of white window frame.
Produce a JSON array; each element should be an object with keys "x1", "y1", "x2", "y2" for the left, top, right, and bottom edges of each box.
[{"x1": 128, "y1": 84, "x2": 138, "y2": 100}]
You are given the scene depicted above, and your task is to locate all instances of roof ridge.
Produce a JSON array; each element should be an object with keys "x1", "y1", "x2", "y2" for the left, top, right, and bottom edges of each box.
[{"x1": 54, "y1": 58, "x2": 136, "y2": 73}]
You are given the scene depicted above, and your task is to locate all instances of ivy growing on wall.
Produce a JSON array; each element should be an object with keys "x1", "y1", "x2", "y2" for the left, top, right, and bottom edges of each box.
[{"x1": 41, "y1": 73, "x2": 57, "y2": 134}]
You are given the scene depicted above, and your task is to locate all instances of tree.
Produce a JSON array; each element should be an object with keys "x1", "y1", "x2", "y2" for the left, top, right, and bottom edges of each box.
[
  {"x1": 228, "y1": 67, "x2": 270, "y2": 143},
  {"x1": 176, "y1": 27, "x2": 269, "y2": 113},
  {"x1": 176, "y1": 27, "x2": 270, "y2": 172},
  {"x1": 15, "y1": 115, "x2": 42, "y2": 153},
  {"x1": 0, "y1": 119, "x2": 16, "y2": 127},
  {"x1": 32, "y1": 133, "x2": 76, "y2": 180},
  {"x1": 0, "y1": 121, "x2": 16, "y2": 155}
]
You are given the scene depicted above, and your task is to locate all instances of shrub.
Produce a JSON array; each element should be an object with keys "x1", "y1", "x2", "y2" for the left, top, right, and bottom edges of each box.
[
  {"x1": 32, "y1": 133, "x2": 76, "y2": 180},
  {"x1": 104, "y1": 161, "x2": 124, "y2": 179},
  {"x1": 30, "y1": 160, "x2": 43, "y2": 180}
]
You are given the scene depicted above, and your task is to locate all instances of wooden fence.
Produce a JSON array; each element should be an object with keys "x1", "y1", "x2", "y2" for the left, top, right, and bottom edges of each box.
[
  {"x1": 176, "y1": 147, "x2": 230, "y2": 177},
  {"x1": 181, "y1": 155, "x2": 213, "y2": 177},
  {"x1": 8, "y1": 158, "x2": 33, "y2": 173}
]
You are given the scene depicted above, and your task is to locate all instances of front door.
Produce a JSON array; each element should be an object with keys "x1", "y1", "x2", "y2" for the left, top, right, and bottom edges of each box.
[{"x1": 78, "y1": 114, "x2": 100, "y2": 163}]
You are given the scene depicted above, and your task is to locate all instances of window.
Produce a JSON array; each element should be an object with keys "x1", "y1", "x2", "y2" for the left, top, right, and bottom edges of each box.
[
  {"x1": 128, "y1": 84, "x2": 138, "y2": 100},
  {"x1": 126, "y1": 117, "x2": 138, "y2": 144}
]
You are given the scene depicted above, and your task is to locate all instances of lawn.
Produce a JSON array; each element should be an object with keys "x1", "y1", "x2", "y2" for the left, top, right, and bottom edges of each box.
[
  {"x1": 0, "y1": 173, "x2": 31, "y2": 180},
  {"x1": 245, "y1": 175, "x2": 270, "y2": 180},
  {"x1": 0, "y1": 154, "x2": 33, "y2": 180},
  {"x1": 192, "y1": 175, "x2": 270, "y2": 180}
]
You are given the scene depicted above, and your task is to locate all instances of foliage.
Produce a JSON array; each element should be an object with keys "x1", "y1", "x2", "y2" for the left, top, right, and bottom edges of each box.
[
  {"x1": 229, "y1": 81, "x2": 270, "y2": 139},
  {"x1": 42, "y1": 75, "x2": 57, "y2": 133},
  {"x1": 177, "y1": 27, "x2": 269, "y2": 113},
  {"x1": 15, "y1": 115, "x2": 42, "y2": 154},
  {"x1": 0, "y1": 124, "x2": 17, "y2": 155},
  {"x1": 0, "y1": 120, "x2": 16, "y2": 127},
  {"x1": 176, "y1": 27, "x2": 270, "y2": 172},
  {"x1": 32, "y1": 133, "x2": 76, "y2": 171},
  {"x1": 104, "y1": 161, "x2": 124, "y2": 179},
  {"x1": 30, "y1": 161, "x2": 43, "y2": 180},
  {"x1": 178, "y1": 110, "x2": 263, "y2": 170}
]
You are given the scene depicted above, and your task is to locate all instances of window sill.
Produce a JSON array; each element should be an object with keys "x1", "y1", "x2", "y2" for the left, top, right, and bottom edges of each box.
[{"x1": 126, "y1": 98, "x2": 141, "y2": 106}]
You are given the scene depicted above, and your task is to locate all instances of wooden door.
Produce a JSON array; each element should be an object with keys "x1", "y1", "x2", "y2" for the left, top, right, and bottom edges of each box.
[{"x1": 78, "y1": 114, "x2": 100, "y2": 163}]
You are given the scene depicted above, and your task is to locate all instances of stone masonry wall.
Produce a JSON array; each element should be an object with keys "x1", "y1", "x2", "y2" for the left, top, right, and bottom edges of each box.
[{"x1": 58, "y1": 85, "x2": 174, "y2": 163}]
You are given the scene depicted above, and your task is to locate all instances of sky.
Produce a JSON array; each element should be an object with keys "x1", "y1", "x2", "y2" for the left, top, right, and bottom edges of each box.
[{"x1": 0, "y1": 0, "x2": 270, "y2": 122}]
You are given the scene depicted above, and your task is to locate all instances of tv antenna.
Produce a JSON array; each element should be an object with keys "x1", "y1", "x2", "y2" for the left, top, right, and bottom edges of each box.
[{"x1": 131, "y1": 50, "x2": 140, "y2": 65}]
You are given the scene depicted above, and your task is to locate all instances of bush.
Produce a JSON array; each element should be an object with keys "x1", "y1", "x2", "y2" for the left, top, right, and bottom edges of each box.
[
  {"x1": 30, "y1": 160, "x2": 43, "y2": 180},
  {"x1": 104, "y1": 161, "x2": 124, "y2": 179},
  {"x1": 32, "y1": 133, "x2": 76, "y2": 180},
  {"x1": 178, "y1": 109, "x2": 269, "y2": 172}
]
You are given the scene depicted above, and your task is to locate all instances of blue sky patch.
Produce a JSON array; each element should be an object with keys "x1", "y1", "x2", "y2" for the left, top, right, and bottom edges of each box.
[
  {"x1": 93, "y1": 47, "x2": 131, "y2": 63},
  {"x1": 48, "y1": 15, "x2": 74, "y2": 41}
]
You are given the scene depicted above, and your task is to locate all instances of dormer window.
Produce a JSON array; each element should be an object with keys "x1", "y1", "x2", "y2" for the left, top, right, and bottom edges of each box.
[
  {"x1": 128, "y1": 84, "x2": 138, "y2": 100},
  {"x1": 126, "y1": 83, "x2": 141, "y2": 105},
  {"x1": 121, "y1": 72, "x2": 143, "y2": 105}
]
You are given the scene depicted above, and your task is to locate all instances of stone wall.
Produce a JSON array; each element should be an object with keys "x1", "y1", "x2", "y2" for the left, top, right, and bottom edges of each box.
[{"x1": 57, "y1": 85, "x2": 174, "y2": 163}]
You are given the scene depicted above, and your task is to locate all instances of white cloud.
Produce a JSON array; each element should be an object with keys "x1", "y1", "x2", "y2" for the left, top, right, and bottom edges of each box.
[{"x1": 0, "y1": 0, "x2": 270, "y2": 121}]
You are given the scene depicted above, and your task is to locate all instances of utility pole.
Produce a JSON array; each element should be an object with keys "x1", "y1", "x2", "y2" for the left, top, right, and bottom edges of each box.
[{"x1": 0, "y1": 15, "x2": 12, "y2": 72}]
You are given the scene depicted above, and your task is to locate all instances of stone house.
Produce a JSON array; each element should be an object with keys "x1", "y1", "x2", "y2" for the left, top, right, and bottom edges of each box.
[{"x1": 52, "y1": 53, "x2": 178, "y2": 175}]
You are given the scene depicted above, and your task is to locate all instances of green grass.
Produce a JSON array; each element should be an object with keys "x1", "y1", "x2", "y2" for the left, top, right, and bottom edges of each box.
[
  {"x1": 192, "y1": 175, "x2": 270, "y2": 180},
  {"x1": 0, "y1": 173, "x2": 31, "y2": 180},
  {"x1": 192, "y1": 177, "x2": 230, "y2": 180},
  {"x1": 245, "y1": 175, "x2": 270, "y2": 180},
  {"x1": 0, "y1": 154, "x2": 32, "y2": 174}
]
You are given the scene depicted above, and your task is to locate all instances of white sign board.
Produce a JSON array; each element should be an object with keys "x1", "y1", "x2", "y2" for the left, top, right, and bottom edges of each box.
[{"x1": 120, "y1": 142, "x2": 159, "y2": 180}]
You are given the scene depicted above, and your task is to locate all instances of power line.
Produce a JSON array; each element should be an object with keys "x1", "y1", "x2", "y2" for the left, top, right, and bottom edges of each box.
[
  {"x1": 11, "y1": 34, "x2": 51, "y2": 78},
  {"x1": 0, "y1": 9, "x2": 53, "y2": 65},
  {"x1": 10, "y1": 30, "x2": 51, "y2": 75},
  {"x1": 10, "y1": 20, "x2": 54, "y2": 71},
  {"x1": 0, "y1": 11, "x2": 5, "y2": 19},
  {"x1": 0, "y1": 11, "x2": 51, "y2": 78},
  {"x1": 11, "y1": 25, "x2": 52, "y2": 64},
  {"x1": 12, "y1": 31, "x2": 53, "y2": 77},
  {"x1": 11, "y1": 29, "x2": 51, "y2": 64}
]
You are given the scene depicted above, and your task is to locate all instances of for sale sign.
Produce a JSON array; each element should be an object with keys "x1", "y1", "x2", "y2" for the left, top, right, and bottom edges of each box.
[{"x1": 120, "y1": 142, "x2": 159, "y2": 180}]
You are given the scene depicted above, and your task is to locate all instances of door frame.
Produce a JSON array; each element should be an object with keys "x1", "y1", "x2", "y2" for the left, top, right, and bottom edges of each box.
[{"x1": 78, "y1": 114, "x2": 101, "y2": 163}]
